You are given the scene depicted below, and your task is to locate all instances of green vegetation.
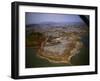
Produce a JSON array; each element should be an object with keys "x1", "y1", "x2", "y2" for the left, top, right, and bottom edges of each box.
[{"x1": 26, "y1": 32, "x2": 45, "y2": 48}]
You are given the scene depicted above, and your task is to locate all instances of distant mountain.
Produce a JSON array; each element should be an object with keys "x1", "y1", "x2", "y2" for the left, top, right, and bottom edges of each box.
[{"x1": 26, "y1": 22, "x2": 87, "y2": 29}]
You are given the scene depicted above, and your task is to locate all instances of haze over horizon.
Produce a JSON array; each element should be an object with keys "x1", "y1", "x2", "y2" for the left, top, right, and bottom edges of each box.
[{"x1": 25, "y1": 12, "x2": 86, "y2": 25}]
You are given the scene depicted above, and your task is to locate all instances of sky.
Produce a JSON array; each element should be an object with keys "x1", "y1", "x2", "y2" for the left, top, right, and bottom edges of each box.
[{"x1": 25, "y1": 12, "x2": 85, "y2": 25}]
